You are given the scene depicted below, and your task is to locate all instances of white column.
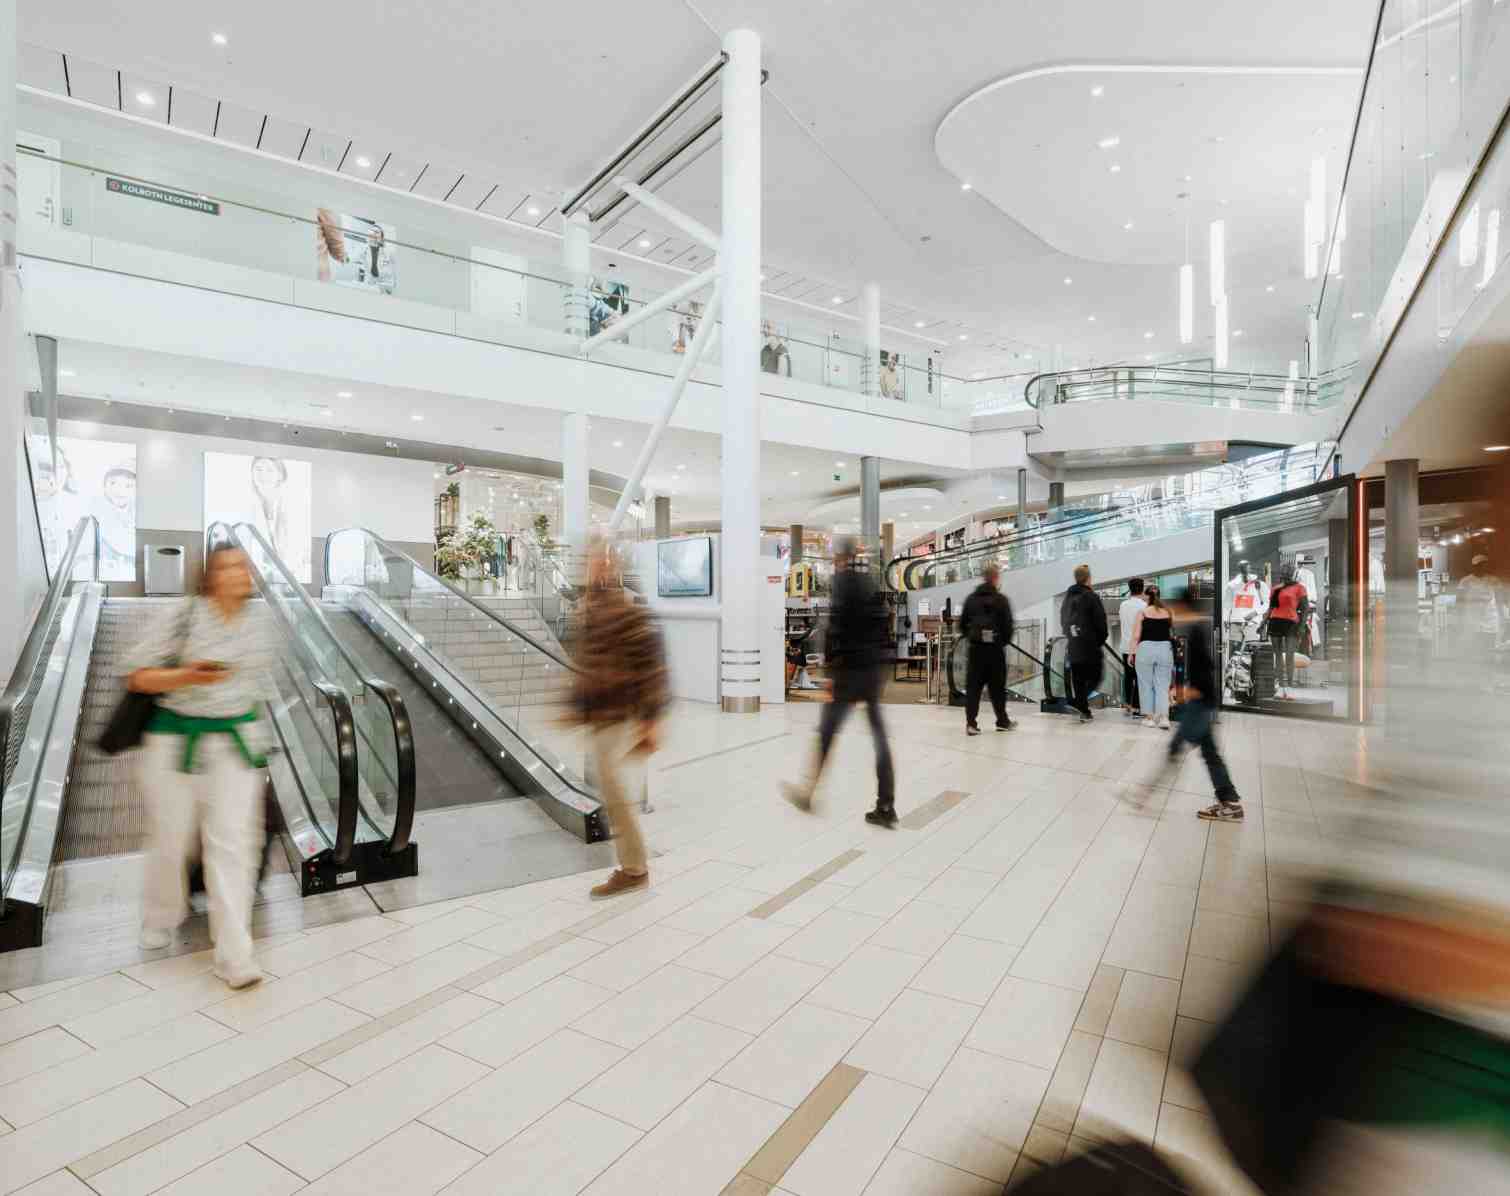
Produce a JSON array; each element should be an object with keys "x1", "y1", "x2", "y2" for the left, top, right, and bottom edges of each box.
[
  {"x1": 720, "y1": 28, "x2": 762, "y2": 714},
  {"x1": 0, "y1": 0, "x2": 27, "y2": 675},
  {"x1": 562, "y1": 210, "x2": 591, "y2": 340},
  {"x1": 860, "y1": 282, "x2": 881, "y2": 398},
  {"x1": 561, "y1": 412, "x2": 589, "y2": 584}
]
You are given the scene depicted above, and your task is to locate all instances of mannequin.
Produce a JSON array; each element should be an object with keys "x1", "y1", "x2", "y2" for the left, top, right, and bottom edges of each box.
[{"x1": 1224, "y1": 559, "x2": 1269, "y2": 641}]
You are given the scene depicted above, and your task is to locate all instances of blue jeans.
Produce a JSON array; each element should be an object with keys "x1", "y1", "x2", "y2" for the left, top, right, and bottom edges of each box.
[
  {"x1": 1173, "y1": 701, "x2": 1238, "y2": 801},
  {"x1": 1136, "y1": 640, "x2": 1173, "y2": 718}
]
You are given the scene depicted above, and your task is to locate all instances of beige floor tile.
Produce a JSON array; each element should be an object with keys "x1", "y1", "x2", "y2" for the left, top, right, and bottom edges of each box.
[
  {"x1": 1074, "y1": 1039, "x2": 1167, "y2": 1145},
  {"x1": 567, "y1": 924, "x2": 703, "y2": 992},
  {"x1": 465, "y1": 934, "x2": 606, "y2": 1005},
  {"x1": 898, "y1": 1047, "x2": 1049, "y2": 1183},
  {"x1": 10, "y1": 1172, "x2": 94, "y2": 1195},
  {"x1": 436, "y1": 1100, "x2": 640, "y2": 1196},
  {"x1": 0, "y1": 1012, "x2": 231, "y2": 1127},
  {"x1": 577, "y1": 1015, "x2": 752, "y2": 1130},
  {"x1": 1072, "y1": 964, "x2": 1125, "y2": 1035},
  {"x1": 717, "y1": 1002, "x2": 871, "y2": 1109},
  {"x1": 1188, "y1": 909, "x2": 1270, "y2": 965},
  {"x1": 154, "y1": 1144, "x2": 302, "y2": 1196},
  {"x1": 1100, "y1": 917, "x2": 1191, "y2": 981},
  {"x1": 150, "y1": 999, "x2": 369, "y2": 1104},
  {"x1": 315, "y1": 990, "x2": 495, "y2": 1085},
  {"x1": 834, "y1": 873, "x2": 931, "y2": 920},
  {"x1": 87, "y1": 1068, "x2": 341, "y2": 1196},
  {"x1": 1177, "y1": 954, "x2": 1249, "y2": 1023},
  {"x1": 693, "y1": 955, "x2": 829, "y2": 1037},
  {"x1": 573, "y1": 963, "x2": 726, "y2": 1050},
  {"x1": 780, "y1": 1073, "x2": 925, "y2": 1196},
  {"x1": 1008, "y1": 926, "x2": 1108, "y2": 992},
  {"x1": 442, "y1": 975, "x2": 613, "y2": 1067},
  {"x1": 0, "y1": 1079, "x2": 182, "y2": 1196},
  {"x1": 660, "y1": 888, "x2": 771, "y2": 936},
  {"x1": 774, "y1": 908, "x2": 884, "y2": 969},
  {"x1": 1162, "y1": 1016, "x2": 1214, "y2": 1112},
  {"x1": 424, "y1": 1028, "x2": 624, "y2": 1153},
  {"x1": 868, "y1": 901, "x2": 969, "y2": 959},
  {"x1": 582, "y1": 1081, "x2": 788, "y2": 1196},
  {"x1": 316, "y1": 1121, "x2": 481, "y2": 1195},
  {"x1": 917, "y1": 867, "x2": 1001, "y2": 915},
  {"x1": 63, "y1": 971, "x2": 233, "y2": 1050},
  {"x1": 956, "y1": 863, "x2": 1062, "y2": 947},
  {"x1": 336, "y1": 942, "x2": 500, "y2": 1018},
  {"x1": 862, "y1": 1148, "x2": 999, "y2": 1195},
  {"x1": 253, "y1": 917, "x2": 405, "y2": 977},
  {"x1": 1104, "y1": 971, "x2": 1181, "y2": 1052},
  {"x1": 464, "y1": 901, "x2": 593, "y2": 954},
  {"x1": 203, "y1": 950, "x2": 389, "y2": 1032},
  {"x1": 256, "y1": 1045, "x2": 486, "y2": 1179},
  {"x1": 910, "y1": 935, "x2": 1017, "y2": 1005},
  {"x1": 0, "y1": 1028, "x2": 91, "y2": 1087},
  {"x1": 677, "y1": 919, "x2": 798, "y2": 981},
  {"x1": 965, "y1": 976, "x2": 1083, "y2": 1070},
  {"x1": 845, "y1": 988, "x2": 980, "y2": 1088},
  {"x1": 1036, "y1": 1031, "x2": 1102, "y2": 1135},
  {"x1": 1153, "y1": 1102, "x2": 1264, "y2": 1195},
  {"x1": 807, "y1": 945, "x2": 924, "y2": 1020},
  {"x1": 0, "y1": 975, "x2": 148, "y2": 1048},
  {"x1": 358, "y1": 907, "x2": 502, "y2": 967},
  {"x1": 119, "y1": 951, "x2": 217, "y2": 991}
]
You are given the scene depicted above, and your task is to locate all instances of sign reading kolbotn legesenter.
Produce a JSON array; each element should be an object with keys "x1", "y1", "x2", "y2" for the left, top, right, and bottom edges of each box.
[{"x1": 106, "y1": 177, "x2": 220, "y2": 216}]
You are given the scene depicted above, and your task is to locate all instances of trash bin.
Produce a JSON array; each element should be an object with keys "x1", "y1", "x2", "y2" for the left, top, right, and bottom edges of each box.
[{"x1": 144, "y1": 545, "x2": 186, "y2": 595}]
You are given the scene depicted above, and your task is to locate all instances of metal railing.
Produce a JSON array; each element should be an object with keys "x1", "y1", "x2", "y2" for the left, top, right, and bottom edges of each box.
[{"x1": 1022, "y1": 364, "x2": 1352, "y2": 411}]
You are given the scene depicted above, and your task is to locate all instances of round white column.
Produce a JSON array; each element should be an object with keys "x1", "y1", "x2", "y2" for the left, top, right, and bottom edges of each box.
[
  {"x1": 562, "y1": 210, "x2": 591, "y2": 339},
  {"x1": 719, "y1": 28, "x2": 763, "y2": 714}
]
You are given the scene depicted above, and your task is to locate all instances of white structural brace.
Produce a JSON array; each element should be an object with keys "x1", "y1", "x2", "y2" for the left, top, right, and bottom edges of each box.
[
  {"x1": 578, "y1": 264, "x2": 718, "y2": 357},
  {"x1": 613, "y1": 178, "x2": 723, "y2": 254},
  {"x1": 608, "y1": 281, "x2": 723, "y2": 533}
]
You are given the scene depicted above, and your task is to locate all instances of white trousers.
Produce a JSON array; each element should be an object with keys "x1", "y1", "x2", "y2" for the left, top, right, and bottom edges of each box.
[{"x1": 138, "y1": 732, "x2": 264, "y2": 971}]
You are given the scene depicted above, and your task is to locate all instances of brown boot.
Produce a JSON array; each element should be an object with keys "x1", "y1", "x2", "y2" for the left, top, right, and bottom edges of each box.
[
  {"x1": 590, "y1": 869, "x2": 649, "y2": 900},
  {"x1": 780, "y1": 782, "x2": 814, "y2": 812}
]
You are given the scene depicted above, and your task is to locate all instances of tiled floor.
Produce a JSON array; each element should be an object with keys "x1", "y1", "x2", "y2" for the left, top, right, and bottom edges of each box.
[{"x1": 0, "y1": 697, "x2": 1347, "y2": 1195}]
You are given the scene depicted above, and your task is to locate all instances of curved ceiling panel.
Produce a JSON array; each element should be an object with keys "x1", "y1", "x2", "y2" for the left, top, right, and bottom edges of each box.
[{"x1": 935, "y1": 64, "x2": 1361, "y2": 269}]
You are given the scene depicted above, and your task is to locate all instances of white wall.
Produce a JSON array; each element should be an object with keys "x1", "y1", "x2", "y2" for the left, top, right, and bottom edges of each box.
[
  {"x1": 633, "y1": 537, "x2": 721, "y2": 705},
  {"x1": 56, "y1": 417, "x2": 435, "y2": 542}
]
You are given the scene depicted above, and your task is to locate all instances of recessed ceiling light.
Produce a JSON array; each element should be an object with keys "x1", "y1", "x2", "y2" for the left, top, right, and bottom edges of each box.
[
  {"x1": 1091, "y1": 85, "x2": 1105, "y2": 97},
  {"x1": 1485, "y1": 445, "x2": 1510, "y2": 452},
  {"x1": 790, "y1": 470, "x2": 800, "y2": 476},
  {"x1": 60, "y1": 368, "x2": 77, "y2": 377},
  {"x1": 1350, "y1": 311, "x2": 1366, "y2": 319},
  {"x1": 638, "y1": 239, "x2": 651, "y2": 248},
  {"x1": 136, "y1": 91, "x2": 156, "y2": 106},
  {"x1": 1063, "y1": 277, "x2": 1072, "y2": 285},
  {"x1": 1087, "y1": 315, "x2": 1097, "y2": 322},
  {"x1": 1182, "y1": 174, "x2": 1192, "y2": 182},
  {"x1": 831, "y1": 296, "x2": 843, "y2": 304},
  {"x1": 914, "y1": 320, "x2": 926, "y2": 328},
  {"x1": 960, "y1": 182, "x2": 973, "y2": 191},
  {"x1": 676, "y1": 464, "x2": 686, "y2": 470},
  {"x1": 996, "y1": 494, "x2": 1007, "y2": 500},
  {"x1": 1234, "y1": 329, "x2": 1245, "y2": 337},
  {"x1": 411, "y1": 413, "x2": 424, "y2": 421},
  {"x1": 612, "y1": 439, "x2": 623, "y2": 447},
  {"x1": 1144, "y1": 353, "x2": 1155, "y2": 360},
  {"x1": 835, "y1": 460, "x2": 846, "y2": 467},
  {"x1": 355, "y1": 156, "x2": 371, "y2": 169},
  {"x1": 1266, "y1": 284, "x2": 1276, "y2": 293},
  {"x1": 527, "y1": 205, "x2": 541, "y2": 216},
  {"x1": 1097, "y1": 136, "x2": 1120, "y2": 150},
  {"x1": 1143, "y1": 331, "x2": 1154, "y2": 339},
  {"x1": 899, "y1": 513, "x2": 909, "y2": 518},
  {"x1": 336, "y1": 390, "x2": 352, "y2": 398},
  {"x1": 958, "y1": 333, "x2": 968, "y2": 341},
  {"x1": 1123, "y1": 221, "x2": 1134, "y2": 230},
  {"x1": 1109, "y1": 164, "x2": 1122, "y2": 174},
  {"x1": 211, "y1": 32, "x2": 228, "y2": 45}
]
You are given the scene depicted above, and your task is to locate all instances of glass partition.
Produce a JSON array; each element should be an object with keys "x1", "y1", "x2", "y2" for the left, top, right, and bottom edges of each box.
[{"x1": 1212, "y1": 476, "x2": 1360, "y2": 720}]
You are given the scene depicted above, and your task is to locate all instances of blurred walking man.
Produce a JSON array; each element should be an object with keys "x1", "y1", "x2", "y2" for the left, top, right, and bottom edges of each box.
[{"x1": 960, "y1": 561, "x2": 1016, "y2": 735}]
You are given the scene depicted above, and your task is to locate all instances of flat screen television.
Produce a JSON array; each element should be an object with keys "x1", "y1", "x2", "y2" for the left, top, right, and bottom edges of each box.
[{"x1": 658, "y1": 536, "x2": 713, "y2": 597}]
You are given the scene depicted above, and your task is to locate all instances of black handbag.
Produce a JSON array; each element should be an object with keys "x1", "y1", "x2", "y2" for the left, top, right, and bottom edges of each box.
[
  {"x1": 1005, "y1": 1140, "x2": 1189, "y2": 1194},
  {"x1": 97, "y1": 602, "x2": 194, "y2": 756}
]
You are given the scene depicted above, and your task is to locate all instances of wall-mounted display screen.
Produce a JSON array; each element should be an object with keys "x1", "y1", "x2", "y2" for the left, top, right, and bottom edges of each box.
[
  {"x1": 658, "y1": 536, "x2": 713, "y2": 598},
  {"x1": 204, "y1": 452, "x2": 314, "y2": 582},
  {"x1": 29, "y1": 434, "x2": 137, "y2": 581}
]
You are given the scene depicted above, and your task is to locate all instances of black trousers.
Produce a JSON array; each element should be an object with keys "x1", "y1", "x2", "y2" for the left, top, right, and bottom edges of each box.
[
  {"x1": 1067, "y1": 657, "x2": 1102, "y2": 716},
  {"x1": 1173, "y1": 701, "x2": 1237, "y2": 800},
  {"x1": 1122, "y1": 653, "x2": 1139, "y2": 711},
  {"x1": 1269, "y1": 621, "x2": 1299, "y2": 685},
  {"x1": 965, "y1": 644, "x2": 1009, "y2": 728},
  {"x1": 816, "y1": 675, "x2": 895, "y2": 810}
]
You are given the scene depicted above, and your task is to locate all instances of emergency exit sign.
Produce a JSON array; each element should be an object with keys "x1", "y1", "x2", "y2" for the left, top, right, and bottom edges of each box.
[{"x1": 106, "y1": 177, "x2": 221, "y2": 216}]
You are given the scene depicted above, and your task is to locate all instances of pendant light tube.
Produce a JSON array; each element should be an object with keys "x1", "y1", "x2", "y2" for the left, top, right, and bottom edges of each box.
[
  {"x1": 1178, "y1": 263, "x2": 1194, "y2": 345},
  {"x1": 1213, "y1": 297, "x2": 1229, "y2": 368},
  {"x1": 1209, "y1": 219, "x2": 1225, "y2": 305}
]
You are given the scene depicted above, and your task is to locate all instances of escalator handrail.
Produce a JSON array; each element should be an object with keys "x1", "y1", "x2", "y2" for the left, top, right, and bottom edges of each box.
[
  {"x1": 1023, "y1": 363, "x2": 1324, "y2": 409},
  {"x1": 214, "y1": 520, "x2": 415, "y2": 859},
  {"x1": 1, "y1": 516, "x2": 99, "y2": 891},
  {"x1": 229, "y1": 521, "x2": 417, "y2": 855},
  {"x1": 323, "y1": 527, "x2": 582, "y2": 675}
]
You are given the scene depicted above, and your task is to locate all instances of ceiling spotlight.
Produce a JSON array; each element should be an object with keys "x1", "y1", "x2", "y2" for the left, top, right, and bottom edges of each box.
[
  {"x1": 1109, "y1": 164, "x2": 1122, "y2": 174},
  {"x1": 1123, "y1": 221, "x2": 1134, "y2": 230},
  {"x1": 960, "y1": 182, "x2": 973, "y2": 191},
  {"x1": 411, "y1": 413, "x2": 424, "y2": 421},
  {"x1": 136, "y1": 91, "x2": 156, "y2": 106},
  {"x1": 336, "y1": 390, "x2": 352, "y2": 398},
  {"x1": 638, "y1": 239, "x2": 651, "y2": 248},
  {"x1": 1097, "y1": 136, "x2": 1121, "y2": 150},
  {"x1": 1351, "y1": 311, "x2": 1366, "y2": 319},
  {"x1": 835, "y1": 460, "x2": 846, "y2": 467},
  {"x1": 527, "y1": 205, "x2": 541, "y2": 216},
  {"x1": 914, "y1": 320, "x2": 926, "y2": 328},
  {"x1": 1234, "y1": 329, "x2": 1245, "y2": 337},
  {"x1": 1143, "y1": 331, "x2": 1154, "y2": 339},
  {"x1": 211, "y1": 32, "x2": 228, "y2": 45},
  {"x1": 1087, "y1": 315, "x2": 1097, "y2": 322},
  {"x1": 958, "y1": 333, "x2": 968, "y2": 341},
  {"x1": 790, "y1": 470, "x2": 800, "y2": 477},
  {"x1": 1063, "y1": 277, "x2": 1073, "y2": 285},
  {"x1": 60, "y1": 368, "x2": 77, "y2": 377},
  {"x1": 1266, "y1": 284, "x2": 1276, "y2": 293},
  {"x1": 355, "y1": 156, "x2": 371, "y2": 169},
  {"x1": 1091, "y1": 85, "x2": 1105, "y2": 97},
  {"x1": 676, "y1": 463, "x2": 686, "y2": 470},
  {"x1": 831, "y1": 296, "x2": 843, "y2": 304},
  {"x1": 612, "y1": 439, "x2": 623, "y2": 447}
]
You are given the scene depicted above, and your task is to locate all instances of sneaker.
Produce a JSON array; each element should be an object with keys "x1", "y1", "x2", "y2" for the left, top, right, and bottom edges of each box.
[
  {"x1": 214, "y1": 962, "x2": 263, "y2": 990},
  {"x1": 780, "y1": 782, "x2": 813, "y2": 812},
  {"x1": 139, "y1": 927, "x2": 172, "y2": 951},
  {"x1": 1157, "y1": 716, "x2": 1171, "y2": 730},
  {"x1": 995, "y1": 720, "x2": 1015, "y2": 732},
  {"x1": 1078, "y1": 713, "x2": 1093, "y2": 724},
  {"x1": 865, "y1": 807, "x2": 899, "y2": 829},
  {"x1": 1142, "y1": 716, "x2": 1156, "y2": 728},
  {"x1": 1197, "y1": 800, "x2": 1245, "y2": 822},
  {"x1": 1124, "y1": 708, "x2": 1142, "y2": 719},
  {"x1": 965, "y1": 724, "x2": 982, "y2": 737},
  {"x1": 590, "y1": 869, "x2": 649, "y2": 900}
]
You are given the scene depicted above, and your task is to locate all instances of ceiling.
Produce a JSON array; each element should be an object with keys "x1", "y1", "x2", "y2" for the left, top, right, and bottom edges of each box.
[{"x1": 18, "y1": 0, "x2": 1378, "y2": 378}]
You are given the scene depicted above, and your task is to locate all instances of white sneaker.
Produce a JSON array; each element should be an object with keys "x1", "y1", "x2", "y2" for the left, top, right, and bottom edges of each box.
[
  {"x1": 1141, "y1": 717, "x2": 1156, "y2": 728},
  {"x1": 138, "y1": 927, "x2": 172, "y2": 951},
  {"x1": 1157, "y1": 716, "x2": 1171, "y2": 730},
  {"x1": 214, "y1": 962, "x2": 263, "y2": 990}
]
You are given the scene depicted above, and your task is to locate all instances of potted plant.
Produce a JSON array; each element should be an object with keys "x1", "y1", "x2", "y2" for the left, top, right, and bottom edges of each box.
[{"x1": 455, "y1": 512, "x2": 500, "y2": 594}]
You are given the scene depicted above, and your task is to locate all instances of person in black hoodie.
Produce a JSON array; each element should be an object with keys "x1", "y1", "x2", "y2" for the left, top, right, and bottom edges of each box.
[
  {"x1": 960, "y1": 562, "x2": 1016, "y2": 736},
  {"x1": 782, "y1": 539, "x2": 899, "y2": 828},
  {"x1": 1168, "y1": 589, "x2": 1243, "y2": 819},
  {"x1": 1060, "y1": 563, "x2": 1108, "y2": 723}
]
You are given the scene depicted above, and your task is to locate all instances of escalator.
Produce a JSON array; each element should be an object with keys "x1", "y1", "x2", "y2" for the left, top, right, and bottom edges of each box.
[{"x1": 946, "y1": 636, "x2": 1128, "y2": 715}]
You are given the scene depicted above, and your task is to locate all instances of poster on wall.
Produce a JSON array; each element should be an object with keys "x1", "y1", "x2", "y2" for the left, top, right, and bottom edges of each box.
[
  {"x1": 671, "y1": 300, "x2": 704, "y2": 354},
  {"x1": 590, "y1": 278, "x2": 630, "y2": 337},
  {"x1": 761, "y1": 320, "x2": 792, "y2": 376},
  {"x1": 316, "y1": 209, "x2": 398, "y2": 295},
  {"x1": 28, "y1": 435, "x2": 138, "y2": 581},
  {"x1": 204, "y1": 453, "x2": 314, "y2": 583},
  {"x1": 879, "y1": 349, "x2": 904, "y2": 399}
]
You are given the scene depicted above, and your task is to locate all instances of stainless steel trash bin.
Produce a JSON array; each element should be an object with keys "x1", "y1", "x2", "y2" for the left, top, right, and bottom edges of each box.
[{"x1": 144, "y1": 545, "x2": 186, "y2": 595}]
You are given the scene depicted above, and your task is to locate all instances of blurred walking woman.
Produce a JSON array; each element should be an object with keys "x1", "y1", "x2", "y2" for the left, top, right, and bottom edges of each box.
[
  {"x1": 568, "y1": 543, "x2": 669, "y2": 900},
  {"x1": 1131, "y1": 585, "x2": 1175, "y2": 729},
  {"x1": 126, "y1": 545, "x2": 273, "y2": 988}
]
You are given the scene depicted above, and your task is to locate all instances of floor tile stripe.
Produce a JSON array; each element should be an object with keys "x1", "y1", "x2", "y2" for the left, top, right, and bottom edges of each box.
[
  {"x1": 300, "y1": 983, "x2": 476, "y2": 1069},
  {"x1": 747, "y1": 851, "x2": 865, "y2": 920},
  {"x1": 739, "y1": 1061, "x2": 866, "y2": 1186},
  {"x1": 897, "y1": 790, "x2": 970, "y2": 830}
]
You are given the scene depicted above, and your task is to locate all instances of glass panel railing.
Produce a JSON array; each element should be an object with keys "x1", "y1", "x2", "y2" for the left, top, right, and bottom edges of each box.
[
  {"x1": 1, "y1": 516, "x2": 98, "y2": 903},
  {"x1": 891, "y1": 443, "x2": 1333, "y2": 592},
  {"x1": 324, "y1": 527, "x2": 589, "y2": 796},
  {"x1": 226, "y1": 522, "x2": 412, "y2": 853},
  {"x1": 1022, "y1": 364, "x2": 1341, "y2": 412},
  {"x1": 1317, "y1": 0, "x2": 1510, "y2": 414}
]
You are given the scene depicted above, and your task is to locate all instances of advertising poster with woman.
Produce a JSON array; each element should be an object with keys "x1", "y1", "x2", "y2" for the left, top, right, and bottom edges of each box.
[
  {"x1": 29, "y1": 435, "x2": 138, "y2": 581},
  {"x1": 204, "y1": 452, "x2": 314, "y2": 582},
  {"x1": 315, "y1": 209, "x2": 398, "y2": 295}
]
